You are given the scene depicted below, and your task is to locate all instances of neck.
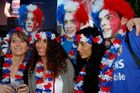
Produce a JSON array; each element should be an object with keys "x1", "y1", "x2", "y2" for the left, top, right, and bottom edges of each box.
[
  {"x1": 12, "y1": 54, "x2": 25, "y2": 65},
  {"x1": 67, "y1": 37, "x2": 73, "y2": 42},
  {"x1": 110, "y1": 37, "x2": 115, "y2": 43},
  {"x1": 41, "y1": 56, "x2": 47, "y2": 64}
]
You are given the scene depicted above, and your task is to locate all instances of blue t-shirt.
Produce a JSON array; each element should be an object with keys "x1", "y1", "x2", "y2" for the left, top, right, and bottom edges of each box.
[
  {"x1": 62, "y1": 39, "x2": 77, "y2": 64},
  {"x1": 62, "y1": 39, "x2": 73, "y2": 54},
  {"x1": 111, "y1": 28, "x2": 140, "y2": 93}
]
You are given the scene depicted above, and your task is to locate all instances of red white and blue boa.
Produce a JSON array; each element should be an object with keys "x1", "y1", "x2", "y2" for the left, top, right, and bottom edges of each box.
[
  {"x1": 35, "y1": 61, "x2": 54, "y2": 93},
  {"x1": 98, "y1": 25, "x2": 127, "y2": 93},
  {"x1": 74, "y1": 65, "x2": 86, "y2": 93},
  {"x1": 1, "y1": 53, "x2": 28, "y2": 84}
]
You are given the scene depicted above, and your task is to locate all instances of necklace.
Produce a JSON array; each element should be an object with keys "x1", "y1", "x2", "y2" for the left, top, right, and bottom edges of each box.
[
  {"x1": 74, "y1": 65, "x2": 86, "y2": 93},
  {"x1": 98, "y1": 25, "x2": 127, "y2": 92},
  {"x1": 35, "y1": 61, "x2": 55, "y2": 93},
  {"x1": 1, "y1": 53, "x2": 28, "y2": 84}
]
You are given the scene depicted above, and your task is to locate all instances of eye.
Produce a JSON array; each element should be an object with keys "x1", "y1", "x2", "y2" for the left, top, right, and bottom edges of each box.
[
  {"x1": 80, "y1": 42, "x2": 86, "y2": 47},
  {"x1": 64, "y1": 20, "x2": 68, "y2": 24},
  {"x1": 43, "y1": 39, "x2": 47, "y2": 43},
  {"x1": 11, "y1": 39, "x2": 16, "y2": 43},
  {"x1": 21, "y1": 39, "x2": 26, "y2": 42},
  {"x1": 106, "y1": 15, "x2": 112, "y2": 20}
]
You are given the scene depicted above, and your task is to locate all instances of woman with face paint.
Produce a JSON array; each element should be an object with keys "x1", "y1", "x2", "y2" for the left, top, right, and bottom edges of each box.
[
  {"x1": 74, "y1": 27, "x2": 106, "y2": 93},
  {"x1": 0, "y1": 29, "x2": 30, "y2": 93},
  {"x1": 57, "y1": 0, "x2": 89, "y2": 65},
  {"x1": 28, "y1": 30, "x2": 74, "y2": 93},
  {"x1": 98, "y1": 0, "x2": 140, "y2": 93}
]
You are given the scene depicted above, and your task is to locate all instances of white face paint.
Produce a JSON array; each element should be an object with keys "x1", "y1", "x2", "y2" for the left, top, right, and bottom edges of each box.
[
  {"x1": 99, "y1": 9, "x2": 112, "y2": 39},
  {"x1": 64, "y1": 12, "x2": 76, "y2": 39},
  {"x1": 25, "y1": 12, "x2": 38, "y2": 32}
]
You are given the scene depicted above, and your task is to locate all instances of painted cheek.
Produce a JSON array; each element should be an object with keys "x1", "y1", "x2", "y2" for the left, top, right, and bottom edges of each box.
[
  {"x1": 75, "y1": 21, "x2": 80, "y2": 31},
  {"x1": 110, "y1": 17, "x2": 121, "y2": 35}
]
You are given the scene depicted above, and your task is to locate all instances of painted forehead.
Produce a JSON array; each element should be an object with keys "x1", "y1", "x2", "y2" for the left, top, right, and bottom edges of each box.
[
  {"x1": 27, "y1": 12, "x2": 34, "y2": 18},
  {"x1": 64, "y1": 12, "x2": 74, "y2": 20},
  {"x1": 99, "y1": 9, "x2": 109, "y2": 18}
]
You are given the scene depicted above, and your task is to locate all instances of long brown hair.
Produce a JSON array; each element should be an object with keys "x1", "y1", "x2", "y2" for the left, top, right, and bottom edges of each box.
[{"x1": 31, "y1": 29, "x2": 68, "y2": 77}]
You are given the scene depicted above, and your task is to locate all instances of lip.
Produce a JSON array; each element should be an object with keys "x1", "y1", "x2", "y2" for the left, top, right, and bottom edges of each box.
[
  {"x1": 66, "y1": 29, "x2": 73, "y2": 33},
  {"x1": 103, "y1": 28, "x2": 111, "y2": 32},
  {"x1": 79, "y1": 52, "x2": 83, "y2": 56},
  {"x1": 15, "y1": 48, "x2": 22, "y2": 51},
  {"x1": 27, "y1": 25, "x2": 33, "y2": 28}
]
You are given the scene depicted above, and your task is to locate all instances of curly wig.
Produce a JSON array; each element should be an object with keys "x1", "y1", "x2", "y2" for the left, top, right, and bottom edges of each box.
[
  {"x1": 57, "y1": 1, "x2": 89, "y2": 26},
  {"x1": 18, "y1": 4, "x2": 44, "y2": 29}
]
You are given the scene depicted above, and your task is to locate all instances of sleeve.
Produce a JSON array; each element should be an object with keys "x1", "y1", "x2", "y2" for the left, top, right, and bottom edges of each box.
[
  {"x1": 63, "y1": 59, "x2": 75, "y2": 93},
  {"x1": 128, "y1": 27, "x2": 140, "y2": 59}
]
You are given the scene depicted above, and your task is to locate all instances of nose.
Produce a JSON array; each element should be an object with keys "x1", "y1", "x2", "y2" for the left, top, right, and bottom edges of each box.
[
  {"x1": 15, "y1": 41, "x2": 21, "y2": 46},
  {"x1": 100, "y1": 19, "x2": 106, "y2": 28},
  {"x1": 26, "y1": 20, "x2": 32, "y2": 25},
  {"x1": 36, "y1": 41, "x2": 44, "y2": 48},
  {"x1": 77, "y1": 44, "x2": 82, "y2": 52},
  {"x1": 67, "y1": 22, "x2": 72, "y2": 28}
]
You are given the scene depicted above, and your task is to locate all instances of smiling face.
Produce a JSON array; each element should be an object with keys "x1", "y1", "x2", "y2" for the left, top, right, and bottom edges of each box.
[
  {"x1": 25, "y1": 12, "x2": 38, "y2": 32},
  {"x1": 64, "y1": 12, "x2": 79, "y2": 39},
  {"x1": 35, "y1": 39, "x2": 47, "y2": 57},
  {"x1": 99, "y1": 9, "x2": 121, "y2": 39},
  {"x1": 10, "y1": 34, "x2": 29, "y2": 57},
  {"x1": 77, "y1": 41, "x2": 92, "y2": 59}
]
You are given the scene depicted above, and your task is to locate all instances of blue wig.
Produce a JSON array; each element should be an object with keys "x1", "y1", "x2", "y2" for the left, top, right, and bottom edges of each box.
[
  {"x1": 57, "y1": 4, "x2": 65, "y2": 25},
  {"x1": 18, "y1": 5, "x2": 28, "y2": 28},
  {"x1": 91, "y1": 12, "x2": 102, "y2": 32}
]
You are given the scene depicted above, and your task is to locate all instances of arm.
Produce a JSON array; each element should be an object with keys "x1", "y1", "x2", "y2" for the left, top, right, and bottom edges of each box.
[
  {"x1": 4, "y1": 2, "x2": 11, "y2": 17},
  {"x1": 128, "y1": 28, "x2": 140, "y2": 59},
  {"x1": 126, "y1": 18, "x2": 140, "y2": 36}
]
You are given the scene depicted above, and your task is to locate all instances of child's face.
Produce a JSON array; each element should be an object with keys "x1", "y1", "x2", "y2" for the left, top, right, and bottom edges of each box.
[
  {"x1": 99, "y1": 9, "x2": 121, "y2": 39},
  {"x1": 64, "y1": 12, "x2": 77, "y2": 39},
  {"x1": 25, "y1": 12, "x2": 38, "y2": 32}
]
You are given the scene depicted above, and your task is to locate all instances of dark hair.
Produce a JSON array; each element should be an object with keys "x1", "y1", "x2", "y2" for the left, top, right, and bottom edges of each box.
[
  {"x1": 31, "y1": 29, "x2": 68, "y2": 77},
  {"x1": 75, "y1": 27, "x2": 106, "y2": 92}
]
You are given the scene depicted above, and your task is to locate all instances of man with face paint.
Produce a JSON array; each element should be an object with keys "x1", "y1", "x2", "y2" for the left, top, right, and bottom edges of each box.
[
  {"x1": 98, "y1": 0, "x2": 140, "y2": 93},
  {"x1": 57, "y1": 0, "x2": 89, "y2": 64},
  {"x1": 18, "y1": 4, "x2": 44, "y2": 36}
]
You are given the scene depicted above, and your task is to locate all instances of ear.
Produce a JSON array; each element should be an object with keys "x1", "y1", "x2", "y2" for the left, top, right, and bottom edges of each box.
[{"x1": 121, "y1": 17, "x2": 128, "y2": 25}]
